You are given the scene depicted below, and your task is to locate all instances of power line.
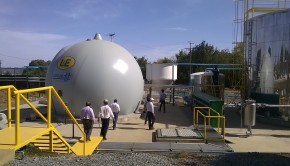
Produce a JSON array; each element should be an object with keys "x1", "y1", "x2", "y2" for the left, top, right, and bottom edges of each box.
[{"x1": 0, "y1": 52, "x2": 31, "y2": 61}]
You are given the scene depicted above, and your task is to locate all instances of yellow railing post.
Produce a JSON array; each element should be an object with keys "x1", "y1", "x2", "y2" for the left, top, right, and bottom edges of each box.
[
  {"x1": 49, "y1": 130, "x2": 53, "y2": 152},
  {"x1": 208, "y1": 108, "x2": 211, "y2": 125},
  {"x1": 7, "y1": 87, "x2": 12, "y2": 127},
  {"x1": 15, "y1": 93, "x2": 20, "y2": 145},
  {"x1": 203, "y1": 116, "x2": 206, "y2": 141},
  {"x1": 47, "y1": 88, "x2": 52, "y2": 128}
]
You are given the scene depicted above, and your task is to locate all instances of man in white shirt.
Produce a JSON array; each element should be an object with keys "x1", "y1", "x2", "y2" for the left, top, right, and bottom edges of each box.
[
  {"x1": 110, "y1": 99, "x2": 120, "y2": 130},
  {"x1": 98, "y1": 99, "x2": 114, "y2": 140},
  {"x1": 146, "y1": 98, "x2": 155, "y2": 130},
  {"x1": 80, "y1": 102, "x2": 95, "y2": 142}
]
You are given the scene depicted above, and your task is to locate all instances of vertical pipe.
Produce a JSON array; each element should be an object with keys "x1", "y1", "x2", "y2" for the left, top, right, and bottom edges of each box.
[
  {"x1": 49, "y1": 130, "x2": 53, "y2": 152},
  {"x1": 7, "y1": 87, "x2": 11, "y2": 127},
  {"x1": 208, "y1": 108, "x2": 211, "y2": 125},
  {"x1": 193, "y1": 108, "x2": 195, "y2": 125},
  {"x1": 173, "y1": 88, "x2": 175, "y2": 106},
  {"x1": 204, "y1": 116, "x2": 206, "y2": 141},
  {"x1": 47, "y1": 88, "x2": 52, "y2": 128},
  {"x1": 15, "y1": 93, "x2": 20, "y2": 145},
  {"x1": 223, "y1": 117, "x2": 226, "y2": 142}
]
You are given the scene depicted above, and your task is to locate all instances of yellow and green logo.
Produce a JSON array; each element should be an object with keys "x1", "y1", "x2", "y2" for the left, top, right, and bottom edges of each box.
[{"x1": 57, "y1": 56, "x2": 75, "y2": 70}]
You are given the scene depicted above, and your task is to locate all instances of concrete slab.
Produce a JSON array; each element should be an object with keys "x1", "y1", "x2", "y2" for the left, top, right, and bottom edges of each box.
[
  {"x1": 0, "y1": 149, "x2": 15, "y2": 166},
  {"x1": 132, "y1": 142, "x2": 171, "y2": 151},
  {"x1": 170, "y1": 143, "x2": 202, "y2": 152},
  {"x1": 3, "y1": 99, "x2": 290, "y2": 153}
]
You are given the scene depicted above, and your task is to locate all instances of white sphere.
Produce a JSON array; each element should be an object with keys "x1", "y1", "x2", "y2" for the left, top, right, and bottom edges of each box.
[{"x1": 45, "y1": 35, "x2": 144, "y2": 117}]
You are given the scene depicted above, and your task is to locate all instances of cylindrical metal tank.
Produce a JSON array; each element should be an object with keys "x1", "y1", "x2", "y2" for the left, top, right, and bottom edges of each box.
[
  {"x1": 45, "y1": 34, "x2": 144, "y2": 117},
  {"x1": 146, "y1": 63, "x2": 177, "y2": 85},
  {"x1": 190, "y1": 72, "x2": 204, "y2": 92},
  {"x1": 244, "y1": 100, "x2": 256, "y2": 126},
  {"x1": 246, "y1": 9, "x2": 290, "y2": 96}
]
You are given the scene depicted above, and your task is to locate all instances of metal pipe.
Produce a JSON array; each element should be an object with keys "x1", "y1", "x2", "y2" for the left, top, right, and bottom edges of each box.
[
  {"x1": 15, "y1": 93, "x2": 20, "y2": 145},
  {"x1": 7, "y1": 87, "x2": 11, "y2": 127}
]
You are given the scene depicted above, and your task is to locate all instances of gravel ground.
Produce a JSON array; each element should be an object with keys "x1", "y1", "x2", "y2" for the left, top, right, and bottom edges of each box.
[{"x1": 6, "y1": 152, "x2": 290, "y2": 166}]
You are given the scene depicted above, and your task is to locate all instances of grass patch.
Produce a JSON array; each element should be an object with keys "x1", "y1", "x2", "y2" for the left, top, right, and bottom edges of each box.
[{"x1": 18, "y1": 144, "x2": 68, "y2": 157}]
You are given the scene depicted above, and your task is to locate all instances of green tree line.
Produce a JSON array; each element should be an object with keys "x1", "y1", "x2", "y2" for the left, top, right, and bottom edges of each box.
[{"x1": 135, "y1": 41, "x2": 244, "y2": 88}]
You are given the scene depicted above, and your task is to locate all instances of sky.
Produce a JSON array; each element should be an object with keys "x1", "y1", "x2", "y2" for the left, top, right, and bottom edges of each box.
[{"x1": 0, "y1": 0, "x2": 235, "y2": 68}]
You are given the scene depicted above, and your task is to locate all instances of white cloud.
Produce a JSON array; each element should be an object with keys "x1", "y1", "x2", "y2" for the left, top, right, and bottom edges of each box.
[
  {"x1": 0, "y1": 30, "x2": 72, "y2": 67},
  {"x1": 55, "y1": 0, "x2": 122, "y2": 20},
  {"x1": 167, "y1": 27, "x2": 188, "y2": 31}
]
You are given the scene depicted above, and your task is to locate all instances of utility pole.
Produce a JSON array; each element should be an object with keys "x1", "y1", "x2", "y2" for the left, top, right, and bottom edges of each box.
[
  {"x1": 189, "y1": 41, "x2": 194, "y2": 74},
  {"x1": 108, "y1": 33, "x2": 115, "y2": 42}
]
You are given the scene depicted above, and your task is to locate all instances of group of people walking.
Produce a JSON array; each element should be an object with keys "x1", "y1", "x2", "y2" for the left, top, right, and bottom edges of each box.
[
  {"x1": 80, "y1": 99, "x2": 120, "y2": 142},
  {"x1": 80, "y1": 89, "x2": 167, "y2": 142}
]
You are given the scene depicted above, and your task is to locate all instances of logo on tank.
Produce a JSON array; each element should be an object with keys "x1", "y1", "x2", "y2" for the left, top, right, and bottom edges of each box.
[{"x1": 57, "y1": 56, "x2": 75, "y2": 69}]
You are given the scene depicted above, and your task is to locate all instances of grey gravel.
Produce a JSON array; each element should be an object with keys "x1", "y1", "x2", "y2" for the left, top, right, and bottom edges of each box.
[{"x1": 6, "y1": 152, "x2": 290, "y2": 166}]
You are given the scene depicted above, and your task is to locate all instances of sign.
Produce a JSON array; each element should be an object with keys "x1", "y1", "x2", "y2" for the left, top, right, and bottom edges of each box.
[{"x1": 57, "y1": 56, "x2": 75, "y2": 69}]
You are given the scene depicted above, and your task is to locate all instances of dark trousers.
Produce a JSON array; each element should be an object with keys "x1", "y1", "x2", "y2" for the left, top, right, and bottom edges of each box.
[
  {"x1": 159, "y1": 99, "x2": 166, "y2": 112},
  {"x1": 113, "y1": 112, "x2": 119, "y2": 129},
  {"x1": 82, "y1": 119, "x2": 93, "y2": 140},
  {"x1": 100, "y1": 118, "x2": 110, "y2": 139},
  {"x1": 147, "y1": 112, "x2": 155, "y2": 129}
]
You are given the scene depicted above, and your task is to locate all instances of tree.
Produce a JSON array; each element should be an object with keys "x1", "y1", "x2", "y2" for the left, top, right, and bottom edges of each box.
[
  {"x1": 155, "y1": 57, "x2": 175, "y2": 64},
  {"x1": 22, "y1": 59, "x2": 51, "y2": 77},
  {"x1": 134, "y1": 56, "x2": 148, "y2": 81}
]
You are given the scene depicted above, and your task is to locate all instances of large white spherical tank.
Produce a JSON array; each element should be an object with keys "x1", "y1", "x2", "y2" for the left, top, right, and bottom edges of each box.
[
  {"x1": 146, "y1": 63, "x2": 177, "y2": 85},
  {"x1": 45, "y1": 35, "x2": 144, "y2": 117}
]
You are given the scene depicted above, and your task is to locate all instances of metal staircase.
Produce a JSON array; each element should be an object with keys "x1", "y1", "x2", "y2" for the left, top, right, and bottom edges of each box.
[{"x1": 0, "y1": 85, "x2": 102, "y2": 157}]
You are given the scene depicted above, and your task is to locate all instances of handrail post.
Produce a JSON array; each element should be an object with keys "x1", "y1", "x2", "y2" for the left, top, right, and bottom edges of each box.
[
  {"x1": 193, "y1": 108, "x2": 195, "y2": 125},
  {"x1": 208, "y1": 108, "x2": 210, "y2": 125},
  {"x1": 47, "y1": 88, "x2": 52, "y2": 128},
  {"x1": 7, "y1": 87, "x2": 12, "y2": 127},
  {"x1": 15, "y1": 93, "x2": 20, "y2": 145},
  {"x1": 204, "y1": 116, "x2": 206, "y2": 141}
]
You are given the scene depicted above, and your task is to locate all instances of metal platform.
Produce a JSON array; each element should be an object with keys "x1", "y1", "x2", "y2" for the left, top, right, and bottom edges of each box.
[
  {"x1": 97, "y1": 142, "x2": 233, "y2": 153},
  {"x1": 155, "y1": 128, "x2": 204, "y2": 143},
  {"x1": 97, "y1": 126, "x2": 233, "y2": 153}
]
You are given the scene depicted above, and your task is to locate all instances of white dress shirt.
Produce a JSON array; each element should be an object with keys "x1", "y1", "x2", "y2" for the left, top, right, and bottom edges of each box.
[
  {"x1": 146, "y1": 101, "x2": 154, "y2": 114},
  {"x1": 99, "y1": 105, "x2": 114, "y2": 119},
  {"x1": 110, "y1": 102, "x2": 120, "y2": 113}
]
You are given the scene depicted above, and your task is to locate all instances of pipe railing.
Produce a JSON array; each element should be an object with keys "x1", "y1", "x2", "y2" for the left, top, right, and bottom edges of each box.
[
  {"x1": 1, "y1": 85, "x2": 87, "y2": 155},
  {"x1": 193, "y1": 106, "x2": 226, "y2": 142}
]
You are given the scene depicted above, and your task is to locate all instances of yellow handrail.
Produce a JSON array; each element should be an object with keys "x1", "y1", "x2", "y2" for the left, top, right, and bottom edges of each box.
[
  {"x1": 1, "y1": 85, "x2": 87, "y2": 155},
  {"x1": 51, "y1": 87, "x2": 87, "y2": 154},
  {"x1": 193, "y1": 107, "x2": 225, "y2": 142}
]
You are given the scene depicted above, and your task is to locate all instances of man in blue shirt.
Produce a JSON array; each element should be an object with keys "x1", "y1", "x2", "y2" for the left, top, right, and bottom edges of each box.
[{"x1": 159, "y1": 89, "x2": 166, "y2": 113}]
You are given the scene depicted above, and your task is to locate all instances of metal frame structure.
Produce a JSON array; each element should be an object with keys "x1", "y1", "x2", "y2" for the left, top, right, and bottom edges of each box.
[
  {"x1": 233, "y1": 0, "x2": 290, "y2": 100},
  {"x1": 0, "y1": 85, "x2": 102, "y2": 156}
]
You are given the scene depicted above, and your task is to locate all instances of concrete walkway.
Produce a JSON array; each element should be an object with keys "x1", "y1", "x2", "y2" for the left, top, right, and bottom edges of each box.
[{"x1": 2, "y1": 100, "x2": 290, "y2": 154}]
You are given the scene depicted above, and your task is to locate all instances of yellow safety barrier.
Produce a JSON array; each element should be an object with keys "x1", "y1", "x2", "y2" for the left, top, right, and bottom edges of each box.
[
  {"x1": 0, "y1": 85, "x2": 88, "y2": 155},
  {"x1": 193, "y1": 107, "x2": 226, "y2": 142}
]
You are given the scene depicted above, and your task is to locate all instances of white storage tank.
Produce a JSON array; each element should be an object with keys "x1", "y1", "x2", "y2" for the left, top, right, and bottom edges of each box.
[
  {"x1": 146, "y1": 63, "x2": 177, "y2": 85},
  {"x1": 190, "y1": 72, "x2": 204, "y2": 92},
  {"x1": 45, "y1": 33, "x2": 144, "y2": 117}
]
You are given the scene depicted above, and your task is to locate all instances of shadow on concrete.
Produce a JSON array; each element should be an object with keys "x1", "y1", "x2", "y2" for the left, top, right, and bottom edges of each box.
[{"x1": 224, "y1": 107, "x2": 290, "y2": 131}]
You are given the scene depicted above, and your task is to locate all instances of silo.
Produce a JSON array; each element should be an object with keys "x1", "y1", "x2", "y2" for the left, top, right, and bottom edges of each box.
[
  {"x1": 245, "y1": 9, "x2": 290, "y2": 117},
  {"x1": 246, "y1": 9, "x2": 290, "y2": 95},
  {"x1": 45, "y1": 34, "x2": 144, "y2": 117},
  {"x1": 146, "y1": 63, "x2": 177, "y2": 86}
]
